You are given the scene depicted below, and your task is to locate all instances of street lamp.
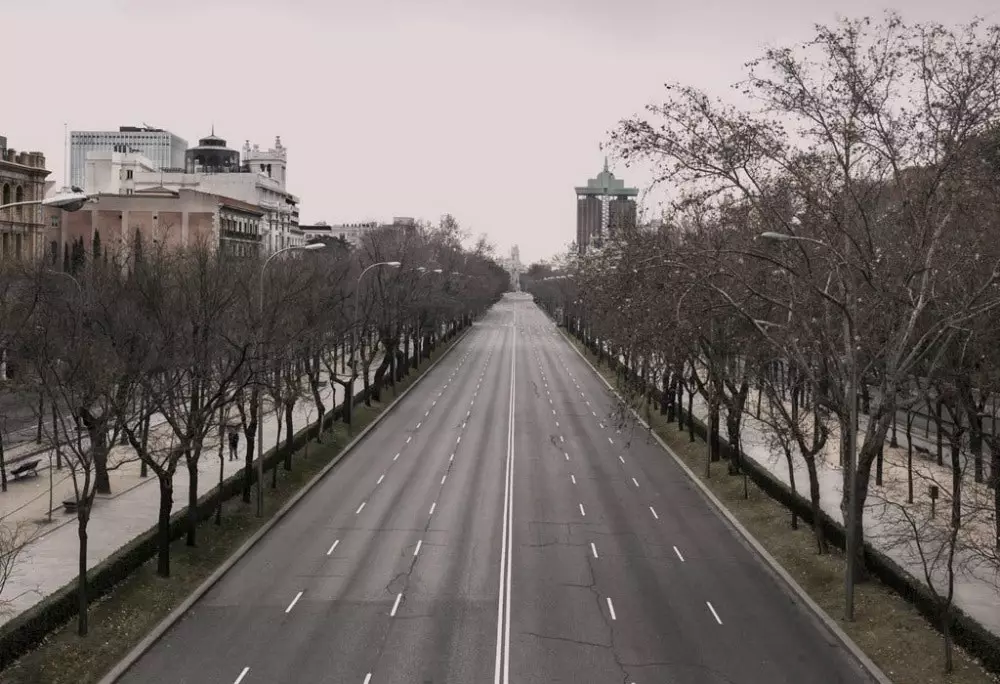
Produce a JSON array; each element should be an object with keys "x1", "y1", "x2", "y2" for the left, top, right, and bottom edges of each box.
[
  {"x1": 0, "y1": 186, "x2": 94, "y2": 214},
  {"x1": 760, "y1": 228, "x2": 859, "y2": 620},
  {"x1": 255, "y1": 242, "x2": 326, "y2": 517},
  {"x1": 347, "y1": 260, "x2": 401, "y2": 411}
]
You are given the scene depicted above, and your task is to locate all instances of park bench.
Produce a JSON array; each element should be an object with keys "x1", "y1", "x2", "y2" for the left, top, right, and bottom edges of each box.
[{"x1": 9, "y1": 460, "x2": 40, "y2": 480}]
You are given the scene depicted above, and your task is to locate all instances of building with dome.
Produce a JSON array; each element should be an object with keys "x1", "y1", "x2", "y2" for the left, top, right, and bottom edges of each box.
[{"x1": 185, "y1": 129, "x2": 241, "y2": 173}]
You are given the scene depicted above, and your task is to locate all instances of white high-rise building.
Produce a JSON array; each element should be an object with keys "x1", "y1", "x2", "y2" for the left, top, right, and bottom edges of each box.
[{"x1": 70, "y1": 126, "x2": 187, "y2": 188}]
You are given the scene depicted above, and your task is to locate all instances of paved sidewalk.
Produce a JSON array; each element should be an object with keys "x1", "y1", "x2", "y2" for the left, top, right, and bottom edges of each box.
[
  {"x1": 0, "y1": 358, "x2": 396, "y2": 626},
  {"x1": 657, "y1": 391, "x2": 1000, "y2": 639}
]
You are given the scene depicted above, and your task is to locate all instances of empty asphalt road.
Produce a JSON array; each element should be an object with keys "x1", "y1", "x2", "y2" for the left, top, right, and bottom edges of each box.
[{"x1": 117, "y1": 294, "x2": 875, "y2": 684}]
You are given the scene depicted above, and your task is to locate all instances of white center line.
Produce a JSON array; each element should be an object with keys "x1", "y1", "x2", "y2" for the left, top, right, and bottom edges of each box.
[
  {"x1": 414, "y1": 539, "x2": 423, "y2": 556},
  {"x1": 579, "y1": 503, "x2": 586, "y2": 516},
  {"x1": 649, "y1": 506, "x2": 659, "y2": 520},
  {"x1": 406, "y1": 436, "x2": 412, "y2": 444},
  {"x1": 234, "y1": 667, "x2": 250, "y2": 684},
  {"x1": 356, "y1": 502, "x2": 366, "y2": 515},
  {"x1": 285, "y1": 591, "x2": 303, "y2": 613},
  {"x1": 429, "y1": 501, "x2": 436, "y2": 516},
  {"x1": 707, "y1": 601, "x2": 723, "y2": 624},
  {"x1": 632, "y1": 477, "x2": 639, "y2": 488},
  {"x1": 591, "y1": 542, "x2": 599, "y2": 558},
  {"x1": 393, "y1": 452, "x2": 400, "y2": 461},
  {"x1": 606, "y1": 597, "x2": 617, "y2": 620},
  {"x1": 570, "y1": 474, "x2": 576, "y2": 484},
  {"x1": 674, "y1": 545, "x2": 685, "y2": 562},
  {"x1": 441, "y1": 474, "x2": 447, "y2": 485},
  {"x1": 390, "y1": 592, "x2": 403, "y2": 616},
  {"x1": 327, "y1": 539, "x2": 340, "y2": 556},
  {"x1": 377, "y1": 474, "x2": 385, "y2": 485}
]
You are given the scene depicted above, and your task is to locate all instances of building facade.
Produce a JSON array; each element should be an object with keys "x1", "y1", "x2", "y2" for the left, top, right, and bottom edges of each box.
[
  {"x1": 70, "y1": 126, "x2": 187, "y2": 188},
  {"x1": 83, "y1": 133, "x2": 301, "y2": 254},
  {"x1": 0, "y1": 135, "x2": 50, "y2": 262},
  {"x1": 574, "y1": 158, "x2": 638, "y2": 254},
  {"x1": 301, "y1": 221, "x2": 377, "y2": 247},
  {"x1": 46, "y1": 187, "x2": 263, "y2": 262}
]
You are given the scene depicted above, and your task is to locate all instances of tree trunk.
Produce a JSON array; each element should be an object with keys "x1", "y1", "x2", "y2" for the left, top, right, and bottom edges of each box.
[
  {"x1": 936, "y1": 399, "x2": 944, "y2": 466},
  {"x1": 804, "y1": 456, "x2": 827, "y2": 553},
  {"x1": 906, "y1": 410, "x2": 915, "y2": 503},
  {"x1": 77, "y1": 510, "x2": 90, "y2": 636},
  {"x1": 186, "y1": 451, "x2": 199, "y2": 546},
  {"x1": 0, "y1": 429, "x2": 6, "y2": 493},
  {"x1": 687, "y1": 389, "x2": 695, "y2": 442},
  {"x1": 784, "y1": 445, "x2": 798, "y2": 529},
  {"x1": 307, "y1": 355, "x2": 325, "y2": 442},
  {"x1": 157, "y1": 477, "x2": 173, "y2": 577},
  {"x1": 284, "y1": 403, "x2": 294, "y2": 470}
]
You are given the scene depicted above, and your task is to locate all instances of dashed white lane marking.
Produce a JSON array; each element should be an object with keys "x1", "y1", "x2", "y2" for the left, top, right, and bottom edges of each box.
[
  {"x1": 555, "y1": 421, "x2": 560, "y2": 427},
  {"x1": 394, "y1": 452, "x2": 400, "y2": 461},
  {"x1": 618, "y1": 455, "x2": 625, "y2": 464},
  {"x1": 327, "y1": 539, "x2": 340, "y2": 556},
  {"x1": 564, "y1": 452, "x2": 570, "y2": 460},
  {"x1": 649, "y1": 506, "x2": 659, "y2": 520},
  {"x1": 285, "y1": 591, "x2": 303, "y2": 613},
  {"x1": 632, "y1": 477, "x2": 639, "y2": 488},
  {"x1": 592, "y1": 411, "x2": 597, "y2": 417},
  {"x1": 579, "y1": 503, "x2": 586, "y2": 517},
  {"x1": 549, "y1": 398, "x2": 553, "y2": 404},
  {"x1": 356, "y1": 502, "x2": 366, "y2": 515},
  {"x1": 441, "y1": 474, "x2": 448, "y2": 485},
  {"x1": 608, "y1": 437, "x2": 614, "y2": 445},
  {"x1": 429, "y1": 502, "x2": 437, "y2": 516},
  {"x1": 591, "y1": 542, "x2": 599, "y2": 558},
  {"x1": 390, "y1": 592, "x2": 403, "y2": 616},
  {"x1": 467, "y1": 410, "x2": 471, "y2": 418},
  {"x1": 432, "y1": 400, "x2": 437, "y2": 406},
  {"x1": 234, "y1": 667, "x2": 250, "y2": 684},
  {"x1": 457, "y1": 436, "x2": 462, "y2": 444},
  {"x1": 606, "y1": 597, "x2": 617, "y2": 620},
  {"x1": 570, "y1": 474, "x2": 576, "y2": 484},
  {"x1": 559, "y1": 435, "x2": 565, "y2": 443},
  {"x1": 406, "y1": 436, "x2": 412, "y2": 444},
  {"x1": 551, "y1": 409, "x2": 556, "y2": 415},
  {"x1": 377, "y1": 473, "x2": 385, "y2": 485},
  {"x1": 414, "y1": 539, "x2": 423, "y2": 556},
  {"x1": 674, "y1": 546, "x2": 685, "y2": 562},
  {"x1": 707, "y1": 601, "x2": 723, "y2": 624},
  {"x1": 450, "y1": 453, "x2": 455, "y2": 462},
  {"x1": 598, "y1": 422, "x2": 604, "y2": 429},
  {"x1": 363, "y1": 674, "x2": 372, "y2": 684}
]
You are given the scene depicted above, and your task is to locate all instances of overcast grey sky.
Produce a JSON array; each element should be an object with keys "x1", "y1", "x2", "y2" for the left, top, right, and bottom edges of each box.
[{"x1": 4, "y1": 0, "x2": 997, "y2": 263}]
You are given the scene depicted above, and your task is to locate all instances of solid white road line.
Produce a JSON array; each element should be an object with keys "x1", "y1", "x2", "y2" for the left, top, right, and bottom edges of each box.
[
  {"x1": 591, "y1": 542, "x2": 598, "y2": 558},
  {"x1": 570, "y1": 474, "x2": 576, "y2": 484},
  {"x1": 285, "y1": 591, "x2": 303, "y2": 614},
  {"x1": 579, "y1": 503, "x2": 586, "y2": 516},
  {"x1": 355, "y1": 502, "x2": 366, "y2": 515},
  {"x1": 674, "y1": 545, "x2": 685, "y2": 562},
  {"x1": 377, "y1": 474, "x2": 385, "y2": 485},
  {"x1": 494, "y1": 309, "x2": 516, "y2": 684},
  {"x1": 234, "y1": 666, "x2": 250, "y2": 684},
  {"x1": 649, "y1": 506, "x2": 658, "y2": 520},
  {"x1": 391, "y1": 592, "x2": 403, "y2": 617},
  {"x1": 429, "y1": 502, "x2": 436, "y2": 516},
  {"x1": 327, "y1": 539, "x2": 340, "y2": 556},
  {"x1": 414, "y1": 539, "x2": 423, "y2": 556},
  {"x1": 707, "y1": 601, "x2": 723, "y2": 624},
  {"x1": 606, "y1": 597, "x2": 617, "y2": 620},
  {"x1": 632, "y1": 477, "x2": 639, "y2": 488}
]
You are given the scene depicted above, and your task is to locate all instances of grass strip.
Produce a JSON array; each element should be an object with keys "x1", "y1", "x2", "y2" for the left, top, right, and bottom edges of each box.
[
  {"x1": 570, "y1": 336, "x2": 998, "y2": 684},
  {"x1": 2, "y1": 342, "x2": 456, "y2": 684}
]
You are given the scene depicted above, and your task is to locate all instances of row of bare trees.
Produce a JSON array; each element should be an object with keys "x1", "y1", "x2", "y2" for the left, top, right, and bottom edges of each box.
[
  {"x1": 528, "y1": 13, "x2": 1000, "y2": 672},
  {"x1": 0, "y1": 216, "x2": 508, "y2": 636}
]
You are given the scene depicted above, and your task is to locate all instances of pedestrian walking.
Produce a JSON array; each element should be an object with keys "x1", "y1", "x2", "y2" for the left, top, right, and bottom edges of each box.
[{"x1": 228, "y1": 427, "x2": 240, "y2": 461}]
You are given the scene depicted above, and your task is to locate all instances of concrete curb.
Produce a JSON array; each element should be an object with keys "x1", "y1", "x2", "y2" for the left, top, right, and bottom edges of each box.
[
  {"x1": 99, "y1": 326, "x2": 474, "y2": 684},
  {"x1": 555, "y1": 325, "x2": 894, "y2": 684}
]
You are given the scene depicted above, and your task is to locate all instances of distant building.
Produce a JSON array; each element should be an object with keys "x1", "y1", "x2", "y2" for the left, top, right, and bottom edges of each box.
[
  {"x1": 46, "y1": 187, "x2": 264, "y2": 262},
  {"x1": 301, "y1": 220, "x2": 378, "y2": 247},
  {"x1": 84, "y1": 132, "x2": 301, "y2": 254},
  {"x1": 574, "y1": 158, "x2": 638, "y2": 254},
  {"x1": 0, "y1": 135, "x2": 51, "y2": 262},
  {"x1": 502, "y1": 245, "x2": 523, "y2": 291},
  {"x1": 70, "y1": 126, "x2": 187, "y2": 188}
]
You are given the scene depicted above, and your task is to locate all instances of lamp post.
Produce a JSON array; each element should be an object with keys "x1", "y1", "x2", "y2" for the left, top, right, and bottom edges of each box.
[
  {"x1": 0, "y1": 186, "x2": 93, "y2": 214},
  {"x1": 346, "y1": 260, "x2": 400, "y2": 421},
  {"x1": 760, "y1": 226, "x2": 859, "y2": 620},
  {"x1": 255, "y1": 242, "x2": 325, "y2": 517}
]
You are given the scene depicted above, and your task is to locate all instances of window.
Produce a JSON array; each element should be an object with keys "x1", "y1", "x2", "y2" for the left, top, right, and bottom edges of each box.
[
  {"x1": 1, "y1": 184, "x2": 9, "y2": 205},
  {"x1": 126, "y1": 169, "x2": 133, "y2": 180}
]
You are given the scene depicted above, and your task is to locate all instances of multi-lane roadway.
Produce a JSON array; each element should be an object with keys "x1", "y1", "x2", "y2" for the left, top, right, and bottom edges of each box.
[{"x1": 117, "y1": 294, "x2": 874, "y2": 683}]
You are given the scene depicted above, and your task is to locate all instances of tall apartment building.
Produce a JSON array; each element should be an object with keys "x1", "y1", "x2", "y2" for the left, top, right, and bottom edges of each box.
[
  {"x1": 0, "y1": 134, "x2": 51, "y2": 262},
  {"x1": 574, "y1": 159, "x2": 638, "y2": 254},
  {"x1": 70, "y1": 126, "x2": 187, "y2": 188}
]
